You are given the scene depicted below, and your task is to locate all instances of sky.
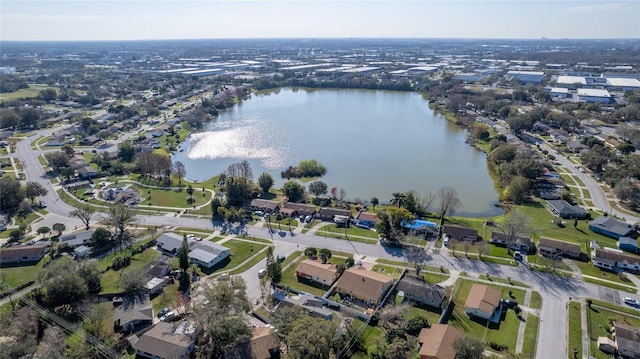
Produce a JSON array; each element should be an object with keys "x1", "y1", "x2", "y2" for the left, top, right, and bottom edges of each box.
[{"x1": 1, "y1": 0, "x2": 639, "y2": 41}]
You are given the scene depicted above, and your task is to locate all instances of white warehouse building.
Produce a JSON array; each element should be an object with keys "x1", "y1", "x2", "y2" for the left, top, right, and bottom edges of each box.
[{"x1": 577, "y1": 88, "x2": 613, "y2": 103}]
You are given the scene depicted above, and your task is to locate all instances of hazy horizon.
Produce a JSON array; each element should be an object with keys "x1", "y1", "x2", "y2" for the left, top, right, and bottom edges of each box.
[{"x1": 2, "y1": 1, "x2": 639, "y2": 42}]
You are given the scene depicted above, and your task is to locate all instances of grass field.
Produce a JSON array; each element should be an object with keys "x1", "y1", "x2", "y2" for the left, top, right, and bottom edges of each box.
[
  {"x1": 316, "y1": 224, "x2": 380, "y2": 239},
  {"x1": 530, "y1": 291, "x2": 542, "y2": 310},
  {"x1": 567, "y1": 301, "x2": 583, "y2": 358},
  {"x1": 587, "y1": 300, "x2": 640, "y2": 359},
  {"x1": 99, "y1": 247, "x2": 161, "y2": 293},
  {"x1": 575, "y1": 260, "x2": 636, "y2": 288},
  {"x1": 521, "y1": 314, "x2": 539, "y2": 359},
  {"x1": 198, "y1": 239, "x2": 268, "y2": 276},
  {"x1": 132, "y1": 184, "x2": 209, "y2": 208},
  {"x1": 0, "y1": 256, "x2": 49, "y2": 288},
  {"x1": 0, "y1": 84, "x2": 55, "y2": 102}
]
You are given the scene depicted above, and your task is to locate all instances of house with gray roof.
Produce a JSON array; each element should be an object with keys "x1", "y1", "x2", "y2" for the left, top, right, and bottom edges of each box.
[
  {"x1": 132, "y1": 321, "x2": 199, "y2": 359},
  {"x1": 589, "y1": 216, "x2": 634, "y2": 240},
  {"x1": 114, "y1": 294, "x2": 153, "y2": 333},
  {"x1": 58, "y1": 230, "x2": 95, "y2": 247},
  {"x1": 396, "y1": 276, "x2": 446, "y2": 308},
  {"x1": 546, "y1": 200, "x2": 589, "y2": 219},
  {"x1": 157, "y1": 233, "x2": 195, "y2": 255},
  {"x1": 188, "y1": 241, "x2": 230, "y2": 268},
  {"x1": 277, "y1": 294, "x2": 333, "y2": 320}
]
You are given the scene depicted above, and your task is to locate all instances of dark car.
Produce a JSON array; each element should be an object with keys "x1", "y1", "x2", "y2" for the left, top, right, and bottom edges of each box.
[
  {"x1": 501, "y1": 299, "x2": 519, "y2": 309},
  {"x1": 157, "y1": 307, "x2": 171, "y2": 318}
]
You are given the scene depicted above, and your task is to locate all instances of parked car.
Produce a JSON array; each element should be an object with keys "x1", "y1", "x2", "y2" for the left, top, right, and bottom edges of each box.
[
  {"x1": 157, "y1": 307, "x2": 171, "y2": 318},
  {"x1": 514, "y1": 251, "x2": 523, "y2": 261},
  {"x1": 624, "y1": 297, "x2": 639, "y2": 306},
  {"x1": 160, "y1": 311, "x2": 176, "y2": 322},
  {"x1": 501, "y1": 299, "x2": 519, "y2": 309},
  {"x1": 305, "y1": 215, "x2": 313, "y2": 223},
  {"x1": 112, "y1": 297, "x2": 124, "y2": 306},
  {"x1": 258, "y1": 268, "x2": 267, "y2": 278}
]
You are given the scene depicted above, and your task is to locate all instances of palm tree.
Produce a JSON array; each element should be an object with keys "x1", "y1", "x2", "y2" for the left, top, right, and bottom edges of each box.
[
  {"x1": 370, "y1": 197, "x2": 379, "y2": 210},
  {"x1": 390, "y1": 192, "x2": 406, "y2": 208}
]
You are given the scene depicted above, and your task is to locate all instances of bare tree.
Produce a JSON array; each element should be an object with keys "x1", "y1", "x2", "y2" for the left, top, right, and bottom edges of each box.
[
  {"x1": 437, "y1": 187, "x2": 461, "y2": 227},
  {"x1": 449, "y1": 238, "x2": 460, "y2": 257},
  {"x1": 173, "y1": 160, "x2": 186, "y2": 187},
  {"x1": 421, "y1": 191, "x2": 438, "y2": 213},
  {"x1": 405, "y1": 246, "x2": 430, "y2": 276},
  {"x1": 226, "y1": 160, "x2": 253, "y2": 180},
  {"x1": 69, "y1": 205, "x2": 96, "y2": 230},
  {"x1": 35, "y1": 326, "x2": 66, "y2": 359},
  {"x1": 338, "y1": 188, "x2": 347, "y2": 202},
  {"x1": 462, "y1": 240, "x2": 472, "y2": 257},
  {"x1": 476, "y1": 240, "x2": 488, "y2": 260},
  {"x1": 497, "y1": 208, "x2": 533, "y2": 254},
  {"x1": 101, "y1": 203, "x2": 137, "y2": 248}
]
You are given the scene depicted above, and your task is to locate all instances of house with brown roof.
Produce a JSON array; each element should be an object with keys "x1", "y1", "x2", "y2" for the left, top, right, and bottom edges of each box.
[
  {"x1": 334, "y1": 265, "x2": 393, "y2": 306},
  {"x1": 132, "y1": 321, "x2": 199, "y2": 359},
  {"x1": 250, "y1": 199, "x2": 281, "y2": 213},
  {"x1": 490, "y1": 232, "x2": 534, "y2": 254},
  {"x1": 279, "y1": 202, "x2": 316, "y2": 217},
  {"x1": 295, "y1": 259, "x2": 339, "y2": 286},
  {"x1": 443, "y1": 225, "x2": 478, "y2": 241},
  {"x1": 538, "y1": 237, "x2": 581, "y2": 259},
  {"x1": 317, "y1": 207, "x2": 353, "y2": 221},
  {"x1": 592, "y1": 247, "x2": 640, "y2": 273},
  {"x1": 396, "y1": 276, "x2": 446, "y2": 308},
  {"x1": 417, "y1": 324, "x2": 465, "y2": 359},
  {"x1": 464, "y1": 284, "x2": 502, "y2": 323},
  {"x1": 0, "y1": 243, "x2": 50, "y2": 264},
  {"x1": 224, "y1": 326, "x2": 281, "y2": 359},
  {"x1": 355, "y1": 212, "x2": 380, "y2": 228}
]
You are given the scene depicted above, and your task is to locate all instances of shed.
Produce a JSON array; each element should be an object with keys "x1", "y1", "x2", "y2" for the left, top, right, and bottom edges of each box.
[{"x1": 74, "y1": 245, "x2": 90, "y2": 258}]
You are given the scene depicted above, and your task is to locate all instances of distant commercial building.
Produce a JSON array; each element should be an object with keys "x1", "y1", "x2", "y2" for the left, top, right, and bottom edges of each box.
[
  {"x1": 577, "y1": 88, "x2": 612, "y2": 103},
  {"x1": 505, "y1": 71, "x2": 544, "y2": 84}
]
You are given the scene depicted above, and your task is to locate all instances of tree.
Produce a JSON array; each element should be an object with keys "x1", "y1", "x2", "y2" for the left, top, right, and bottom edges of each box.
[
  {"x1": 453, "y1": 337, "x2": 485, "y2": 359},
  {"x1": 118, "y1": 267, "x2": 147, "y2": 294},
  {"x1": 498, "y1": 208, "x2": 533, "y2": 254},
  {"x1": 173, "y1": 161, "x2": 186, "y2": 187},
  {"x1": 35, "y1": 326, "x2": 66, "y2": 359},
  {"x1": 283, "y1": 310, "x2": 337, "y2": 359},
  {"x1": 391, "y1": 192, "x2": 406, "y2": 208},
  {"x1": 265, "y1": 247, "x2": 282, "y2": 287},
  {"x1": 0, "y1": 177, "x2": 25, "y2": 210},
  {"x1": 37, "y1": 257, "x2": 88, "y2": 307},
  {"x1": 178, "y1": 234, "x2": 190, "y2": 271},
  {"x1": 52, "y1": 223, "x2": 65, "y2": 236},
  {"x1": 211, "y1": 196, "x2": 223, "y2": 217},
  {"x1": 186, "y1": 184, "x2": 194, "y2": 204},
  {"x1": 308, "y1": 180, "x2": 328, "y2": 196},
  {"x1": 117, "y1": 141, "x2": 135, "y2": 162},
  {"x1": 226, "y1": 160, "x2": 253, "y2": 180},
  {"x1": 319, "y1": 248, "x2": 332, "y2": 264},
  {"x1": 437, "y1": 187, "x2": 461, "y2": 227},
  {"x1": 257, "y1": 172, "x2": 274, "y2": 194},
  {"x1": 503, "y1": 176, "x2": 530, "y2": 204},
  {"x1": 477, "y1": 240, "x2": 488, "y2": 260},
  {"x1": 101, "y1": 203, "x2": 137, "y2": 248},
  {"x1": 405, "y1": 246, "x2": 429, "y2": 276},
  {"x1": 69, "y1": 205, "x2": 96, "y2": 230},
  {"x1": 194, "y1": 277, "x2": 251, "y2": 359},
  {"x1": 282, "y1": 180, "x2": 305, "y2": 202},
  {"x1": 38, "y1": 88, "x2": 57, "y2": 101},
  {"x1": 77, "y1": 260, "x2": 102, "y2": 293},
  {"x1": 614, "y1": 178, "x2": 640, "y2": 209},
  {"x1": 37, "y1": 226, "x2": 50, "y2": 239},
  {"x1": 371, "y1": 197, "x2": 379, "y2": 210},
  {"x1": 304, "y1": 247, "x2": 318, "y2": 258},
  {"x1": 90, "y1": 227, "x2": 111, "y2": 248}
]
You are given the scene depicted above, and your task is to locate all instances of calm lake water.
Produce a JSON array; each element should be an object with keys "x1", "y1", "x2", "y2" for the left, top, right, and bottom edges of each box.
[{"x1": 172, "y1": 88, "x2": 501, "y2": 216}]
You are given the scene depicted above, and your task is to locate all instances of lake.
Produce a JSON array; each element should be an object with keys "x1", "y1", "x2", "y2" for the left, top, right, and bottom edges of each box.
[{"x1": 172, "y1": 87, "x2": 502, "y2": 216}]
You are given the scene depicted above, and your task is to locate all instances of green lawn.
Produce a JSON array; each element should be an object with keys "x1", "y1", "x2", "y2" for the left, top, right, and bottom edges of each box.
[
  {"x1": 448, "y1": 279, "x2": 526, "y2": 353},
  {"x1": 521, "y1": 314, "x2": 539, "y2": 359},
  {"x1": 587, "y1": 301, "x2": 640, "y2": 359},
  {"x1": 99, "y1": 247, "x2": 161, "y2": 293},
  {"x1": 0, "y1": 84, "x2": 56, "y2": 102},
  {"x1": 575, "y1": 260, "x2": 636, "y2": 288},
  {"x1": 530, "y1": 291, "x2": 542, "y2": 310},
  {"x1": 132, "y1": 184, "x2": 209, "y2": 208},
  {"x1": 424, "y1": 272, "x2": 449, "y2": 283},
  {"x1": 567, "y1": 301, "x2": 583, "y2": 359},
  {"x1": 152, "y1": 282, "x2": 180, "y2": 313},
  {"x1": 477, "y1": 274, "x2": 529, "y2": 288},
  {"x1": 0, "y1": 256, "x2": 48, "y2": 288},
  {"x1": 370, "y1": 264, "x2": 403, "y2": 279},
  {"x1": 279, "y1": 256, "x2": 331, "y2": 296},
  {"x1": 316, "y1": 224, "x2": 380, "y2": 239}
]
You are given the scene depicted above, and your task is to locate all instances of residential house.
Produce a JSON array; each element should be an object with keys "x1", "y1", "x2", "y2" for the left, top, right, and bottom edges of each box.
[
  {"x1": 114, "y1": 294, "x2": 154, "y2": 333},
  {"x1": 403, "y1": 219, "x2": 438, "y2": 238},
  {"x1": 250, "y1": 199, "x2": 281, "y2": 213},
  {"x1": 0, "y1": 243, "x2": 50, "y2": 264},
  {"x1": 597, "y1": 337, "x2": 617, "y2": 355},
  {"x1": 489, "y1": 232, "x2": 534, "y2": 254},
  {"x1": 317, "y1": 207, "x2": 353, "y2": 222},
  {"x1": 546, "y1": 200, "x2": 589, "y2": 219},
  {"x1": 417, "y1": 324, "x2": 465, "y2": 359},
  {"x1": 224, "y1": 326, "x2": 281, "y2": 359},
  {"x1": 464, "y1": 284, "x2": 502, "y2": 323},
  {"x1": 188, "y1": 241, "x2": 230, "y2": 268},
  {"x1": 442, "y1": 225, "x2": 478, "y2": 241},
  {"x1": 156, "y1": 232, "x2": 193, "y2": 256},
  {"x1": 146, "y1": 277, "x2": 169, "y2": 295},
  {"x1": 132, "y1": 321, "x2": 199, "y2": 359},
  {"x1": 537, "y1": 237, "x2": 581, "y2": 259},
  {"x1": 334, "y1": 265, "x2": 393, "y2": 306},
  {"x1": 79, "y1": 135, "x2": 100, "y2": 146},
  {"x1": 613, "y1": 322, "x2": 640, "y2": 359},
  {"x1": 58, "y1": 230, "x2": 95, "y2": 247},
  {"x1": 355, "y1": 212, "x2": 380, "y2": 228},
  {"x1": 589, "y1": 216, "x2": 634, "y2": 240},
  {"x1": 45, "y1": 134, "x2": 67, "y2": 146},
  {"x1": 619, "y1": 237, "x2": 640, "y2": 254},
  {"x1": 77, "y1": 166, "x2": 98, "y2": 179},
  {"x1": 566, "y1": 140, "x2": 589, "y2": 153},
  {"x1": 592, "y1": 247, "x2": 640, "y2": 273},
  {"x1": 396, "y1": 276, "x2": 446, "y2": 308},
  {"x1": 294, "y1": 259, "x2": 339, "y2": 286},
  {"x1": 277, "y1": 294, "x2": 333, "y2": 320},
  {"x1": 279, "y1": 202, "x2": 316, "y2": 217}
]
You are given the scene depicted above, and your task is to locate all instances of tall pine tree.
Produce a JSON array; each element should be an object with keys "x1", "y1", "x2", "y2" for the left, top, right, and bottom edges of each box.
[
  {"x1": 178, "y1": 234, "x2": 190, "y2": 271},
  {"x1": 265, "y1": 247, "x2": 281, "y2": 288}
]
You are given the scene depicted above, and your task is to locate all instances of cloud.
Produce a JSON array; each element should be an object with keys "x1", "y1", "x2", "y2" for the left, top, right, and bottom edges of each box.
[{"x1": 568, "y1": 2, "x2": 626, "y2": 12}]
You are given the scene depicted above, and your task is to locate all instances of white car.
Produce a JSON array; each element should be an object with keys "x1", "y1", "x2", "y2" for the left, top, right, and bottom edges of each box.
[
  {"x1": 624, "y1": 297, "x2": 639, "y2": 306},
  {"x1": 258, "y1": 269, "x2": 267, "y2": 278}
]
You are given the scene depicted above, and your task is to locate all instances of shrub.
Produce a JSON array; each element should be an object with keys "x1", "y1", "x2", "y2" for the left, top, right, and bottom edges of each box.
[
  {"x1": 488, "y1": 342, "x2": 508, "y2": 351},
  {"x1": 618, "y1": 272, "x2": 629, "y2": 282}
]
